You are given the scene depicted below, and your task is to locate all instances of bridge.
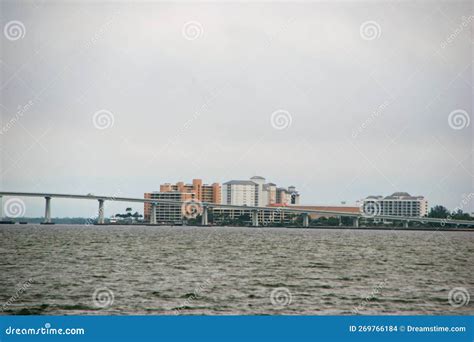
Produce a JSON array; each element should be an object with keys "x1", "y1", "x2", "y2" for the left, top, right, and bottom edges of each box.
[{"x1": 0, "y1": 191, "x2": 473, "y2": 228}]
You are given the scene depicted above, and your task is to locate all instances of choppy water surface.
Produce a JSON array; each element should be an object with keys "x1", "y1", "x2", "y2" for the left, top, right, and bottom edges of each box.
[{"x1": 0, "y1": 225, "x2": 472, "y2": 315}]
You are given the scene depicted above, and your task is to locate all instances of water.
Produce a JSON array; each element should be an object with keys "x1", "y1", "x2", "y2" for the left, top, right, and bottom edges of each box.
[{"x1": 0, "y1": 224, "x2": 472, "y2": 315}]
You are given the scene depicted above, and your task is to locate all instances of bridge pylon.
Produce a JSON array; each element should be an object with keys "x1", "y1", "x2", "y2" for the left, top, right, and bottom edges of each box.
[
  {"x1": 201, "y1": 206, "x2": 208, "y2": 226},
  {"x1": 150, "y1": 203, "x2": 157, "y2": 225},
  {"x1": 44, "y1": 196, "x2": 52, "y2": 224}
]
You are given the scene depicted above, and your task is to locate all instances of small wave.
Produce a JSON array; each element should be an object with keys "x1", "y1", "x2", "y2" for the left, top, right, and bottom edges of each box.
[
  {"x1": 92, "y1": 275, "x2": 107, "y2": 279},
  {"x1": 149, "y1": 291, "x2": 176, "y2": 299},
  {"x1": 181, "y1": 293, "x2": 197, "y2": 299},
  {"x1": 3, "y1": 304, "x2": 49, "y2": 315},
  {"x1": 303, "y1": 263, "x2": 331, "y2": 269},
  {"x1": 57, "y1": 304, "x2": 96, "y2": 310},
  {"x1": 171, "y1": 305, "x2": 218, "y2": 312},
  {"x1": 254, "y1": 282, "x2": 291, "y2": 288}
]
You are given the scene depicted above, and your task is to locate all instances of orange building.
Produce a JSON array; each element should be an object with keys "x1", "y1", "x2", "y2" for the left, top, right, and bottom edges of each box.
[
  {"x1": 159, "y1": 179, "x2": 221, "y2": 204},
  {"x1": 144, "y1": 179, "x2": 221, "y2": 223}
]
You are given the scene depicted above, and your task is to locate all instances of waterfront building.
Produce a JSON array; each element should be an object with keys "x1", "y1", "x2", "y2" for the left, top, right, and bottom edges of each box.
[
  {"x1": 361, "y1": 192, "x2": 428, "y2": 217},
  {"x1": 145, "y1": 176, "x2": 301, "y2": 224},
  {"x1": 212, "y1": 205, "x2": 358, "y2": 226},
  {"x1": 159, "y1": 179, "x2": 221, "y2": 204},
  {"x1": 222, "y1": 180, "x2": 258, "y2": 206},
  {"x1": 276, "y1": 185, "x2": 300, "y2": 205},
  {"x1": 262, "y1": 183, "x2": 277, "y2": 205},
  {"x1": 212, "y1": 207, "x2": 294, "y2": 225},
  {"x1": 222, "y1": 176, "x2": 300, "y2": 206},
  {"x1": 144, "y1": 191, "x2": 195, "y2": 224}
]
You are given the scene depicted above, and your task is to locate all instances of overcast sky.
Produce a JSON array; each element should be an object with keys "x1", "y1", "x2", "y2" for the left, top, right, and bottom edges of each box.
[{"x1": 1, "y1": 0, "x2": 472, "y2": 217}]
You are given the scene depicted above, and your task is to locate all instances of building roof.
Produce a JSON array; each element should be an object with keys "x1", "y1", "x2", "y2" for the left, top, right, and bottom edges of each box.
[
  {"x1": 265, "y1": 182, "x2": 276, "y2": 186},
  {"x1": 224, "y1": 180, "x2": 257, "y2": 186},
  {"x1": 385, "y1": 192, "x2": 424, "y2": 200},
  {"x1": 365, "y1": 192, "x2": 424, "y2": 200},
  {"x1": 288, "y1": 205, "x2": 360, "y2": 213},
  {"x1": 391, "y1": 192, "x2": 411, "y2": 197},
  {"x1": 150, "y1": 191, "x2": 192, "y2": 195},
  {"x1": 250, "y1": 176, "x2": 265, "y2": 179}
]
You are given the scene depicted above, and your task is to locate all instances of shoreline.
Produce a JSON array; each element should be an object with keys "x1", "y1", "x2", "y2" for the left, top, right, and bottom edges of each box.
[{"x1": 1, "y1": 222, "x2": 473, "y2": 232}]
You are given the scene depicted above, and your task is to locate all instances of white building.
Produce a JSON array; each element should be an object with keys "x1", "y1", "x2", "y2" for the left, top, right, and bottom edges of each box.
[
  {"x1": 222, "y1": 176, "x2": 300, "y2": 207},
  {"x1": 222, "y1": 180, "x2": 258, "y2": 206},
  {"x1": 250, "y1": 176, "x2": 266, "y2": 206},
  {"x1": 361, "y1": 192, "x2": 428, "y2": 217}
]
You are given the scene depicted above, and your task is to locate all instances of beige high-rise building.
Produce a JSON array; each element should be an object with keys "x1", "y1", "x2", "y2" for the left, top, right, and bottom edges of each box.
[
  {"x1": 361, "y1": 192, "x2": 428, "y2": 217},
  {"x1": 159, "y1": 179, "x2": 221, "y2": 204},
  {"x1": 144, "y1": 191, "x2": 195, "y2": 223},
  {"x1": 222, "y1": 176, "x2": 300, "y2": 206},
  {"x1": 144, "y1": 179, "x2": 221, "y2": 223}
]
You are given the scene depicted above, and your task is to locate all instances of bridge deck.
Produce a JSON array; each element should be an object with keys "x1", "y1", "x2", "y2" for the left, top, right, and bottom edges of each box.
[{"x1": 0, "y1": 191, "x2": 473, "y2": 226}]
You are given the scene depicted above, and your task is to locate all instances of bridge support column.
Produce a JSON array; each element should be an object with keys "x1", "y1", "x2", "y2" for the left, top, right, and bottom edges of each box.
[
  {"x1": 44, "y1": 196, "x2": 51, "y2": 224},
  {"x1": 0, "y1": 195, "x2": 3, "y2": 220},
  {"x1": 302, "y1": 213, "x2": 309, "y2": 228},
  {"x1": 201, "y1": 206, "x2": 208, "y2": 226},
  {"x1": 353, "y1": 217, "x2": 359, "y2": 228},
  {"x1": 98, "y1": 199, "x2": 105, "y2": 224},
  {"x1": 252, "y1": 210, "x2": 259, "y2": 227},
  {"x1": 404, "y1": 220, "x2": 409, "y2": 228},
  {"x1": 150, "y1": 203, "x2": 157, "y2": 225}
]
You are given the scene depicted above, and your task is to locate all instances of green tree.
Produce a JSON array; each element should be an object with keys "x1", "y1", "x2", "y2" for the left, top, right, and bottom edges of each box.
[
  {"x1": 428, "y1": 205, "x2": 450, "y2": 218},
  {"x1": 451, "y1": 209, "x2": 473, "y2": 220}
]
